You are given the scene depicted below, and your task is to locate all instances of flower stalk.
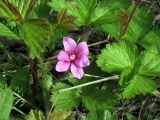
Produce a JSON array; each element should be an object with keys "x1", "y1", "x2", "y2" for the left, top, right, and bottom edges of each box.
[{"x1": 58, "y1": 75, "x2": 119, "y2": 93}]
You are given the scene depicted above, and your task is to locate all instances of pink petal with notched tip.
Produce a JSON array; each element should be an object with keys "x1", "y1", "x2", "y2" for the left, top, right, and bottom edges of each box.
[
  {"x1": 71, "y1": 63, "x2": 84, "y2": 79},
  {"x1": 75, "y1": 42, "x2": 89, "y2": 56},
  {"x1": 63, "y1": 37, "x2": 77, "y2": 54},
  {"x1": 57, "y1": 50, "x2": 70, "y2": 61},
  {"x1": 55, "y1": 61, "x2": 70, "y2": 72},
  {"x1": 74, "y1": 55, "x2": 90, "y2": 67}
]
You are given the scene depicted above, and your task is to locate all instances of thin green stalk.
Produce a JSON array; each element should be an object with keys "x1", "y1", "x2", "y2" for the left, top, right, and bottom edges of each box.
[
  {"x1": 39, "y1": 60, "x2": 52, "y2": 118},
  {"x1": 12, "y1": 106, "x2": 25, "y2": 115},
  {"x1": 59, "y1": 75, "x2": 119, "y2": 93},
  {"x1": 49, "y1": 75, "x2": 119, "y2": 115},
  {"x1": 88, "y1": 39, "x2": 109, "y2": 47},
  {"x1": 13, "y1": 92, "x2": 34, "y2": 107},
  {"x1": 84, "y1": 74, "x2": 104, "y2": 78}
]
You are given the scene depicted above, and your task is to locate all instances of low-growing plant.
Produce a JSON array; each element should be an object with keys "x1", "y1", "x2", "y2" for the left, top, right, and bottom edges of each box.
[{"x1": 0, "y1": 0, "x2": 160, "y2": 120}]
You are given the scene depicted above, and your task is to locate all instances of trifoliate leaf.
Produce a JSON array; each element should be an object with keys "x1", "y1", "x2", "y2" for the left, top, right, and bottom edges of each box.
[
  {"x1": 138, "y1": 47, "x2": 160, "y2": 76},
  {"x1": 21, "y1": 18, "x2": 52, "y2": 59},
  {"x1": 49, "y1": 0, "x2": 97, "y2": 25},
  {"x1": 49, "y1": 0, "x2": 129, "y2": 26},
  {"x1": 140, "y1": 29, "x2": 160, "y2": 49},
  {"x1": 50, "y1": 82, "x2": 81, "y2": 110},
  {"x1": 122, "y1": 75, "x2": 156, "y2": 98},
  {"x1": 97, "y1": 41, "x2": 137, "y2": 72},
  {"x1": 0, "y1": 88, "x2": 14, "y2": 120}
]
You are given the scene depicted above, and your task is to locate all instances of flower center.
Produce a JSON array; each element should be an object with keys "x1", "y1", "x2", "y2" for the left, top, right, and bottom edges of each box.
[{"x1": 70, "y1": 54, "x2": 76, "y2": 61}]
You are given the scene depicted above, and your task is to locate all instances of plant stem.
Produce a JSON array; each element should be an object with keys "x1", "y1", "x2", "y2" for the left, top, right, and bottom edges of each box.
[
  {"x1": 84, "y1": 74, "x2": 104, "y2": 78},
  {"x1": 58, "y1": 75, "x2": 119, "y2": 93},
  {"x1": 120, "y1": 0, "x2": 140, "y2": 37},
  {"x1": 138, "y1": 99, "x2": 146, "y2": 120},
  {"x1": 12, "y1": 107, "x2": 25, "y2": 115},
  {"x1": 13, "y1": 92, "x2": 34, "y2": 107},
  {"x1": 80, "y1": 26, "x2": 91, "y2": 42},
  {"x1": 30, "y1": 58, "x2": 39, "y2": 96},
  {"x1": 49, "y1": 75, "x2": 119, "y2": 115},
  {"x1": 88, "y1": 39, "x2": 109, "y2": 47}
]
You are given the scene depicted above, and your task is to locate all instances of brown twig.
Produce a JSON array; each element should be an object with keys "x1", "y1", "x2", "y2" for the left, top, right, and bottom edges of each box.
[{"x1": 30, "y1": 58, "x2": 39, "y2": 96}]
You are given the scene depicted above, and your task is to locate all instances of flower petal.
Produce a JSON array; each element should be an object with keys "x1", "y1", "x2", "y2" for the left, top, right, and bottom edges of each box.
[
  {"x1": 71, "y1": 63, "x2": 84, "y2": 79},
  {"x1": 74, "y1": 56, "x2": 90, "y2": 67},
  {"x1": 63, "y1": 37, "x2": 77, "y2": 54},
  {"x1": 55, "y1": 61, "x2": 70, "y2": 72},
  {"x1": 57, "y1": 50, "x2": 70, "y2": 61},
  {"x1": 75, "y1": 42, "x2": 89, "y2": 56}
]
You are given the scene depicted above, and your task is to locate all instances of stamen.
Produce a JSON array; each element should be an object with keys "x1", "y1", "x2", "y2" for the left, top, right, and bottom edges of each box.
[{"x1": 70, "y1": 54, "x2": 76, "y2": 61}]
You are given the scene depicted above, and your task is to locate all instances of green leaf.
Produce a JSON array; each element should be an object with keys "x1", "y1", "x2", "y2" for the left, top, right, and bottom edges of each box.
[
  {"x1": 91, "y1": 0, "x2": 129, "y2": 25},
  {"x1": 96, "y1": 49, "x2": 108, "y2": 72},
  {"x1": 21, "y1": 18, "x2": 52, "y2": 59},
  {"x1": 97, "y1": 5, "x2": 153, "y2": 42},
  {"x1": 82, "y1": 87, "x2": 117, "y2": 111},
  {"x1": 50, "y1": 82, "x2": 81, "y2": 110},
  {"x1": 97, "y1": 41, "x2": 137, "y2": 72},
  {"x1": 0, "y1": 0, "x2": 21, "y2": 20},
  {"x1": 140, "y1": 29, "x2": 160, "y2": 49},
  {"x1": 49, "y1": 0, "x2": 97, "y2": 25},
  {"x1": 80, "y1": 110, "x2": 118, "y2": 120},
  {"x1": 9, "y1": 0, "x2": 36, "y2": 19},
  {"x1": 51, "y1": 27, "x2": 67, "y2": 43},
  {"x1": 0, "y1": 88, "x2": 14, "y2": 120},
  {"x1": 124, "y1": 5, "x2": 153, "y2": 42},
  {"x1": 0, "y1": 22, "x2": 20, "y2": 39},
  {"x1": 30, "y1": 0, "x2": 51, "y2": 18},
  {"x1": 138, "y1": 47, "x2": 160, "y2": 76},
  {"x1": 27, "y1": 109, "x2": 44, "y2": 120},
  {"x1": 48, "y1": 0, "x2": 72, "y2": 12},
  {"x1": 48, "y1": 110, "x2": 75, "y2": 120},
  {"x1": 119, "y1": 67, "x2": 132, "y2": 85},
  {"x1": 57, "y1": 8, "x2": 77, "y2": 30},
  {"x1": 122, "y1": 75, "x2": 156, "y2": 98},
  {"x1": 75, "y1": 0, "x2": 98, "y2": 25},
  {"x1": 49, "y1": 0, "x2": 129, "y2": 26},
  {"x1": 96, "y1": 22, "x2": 121, "y2": 40}
]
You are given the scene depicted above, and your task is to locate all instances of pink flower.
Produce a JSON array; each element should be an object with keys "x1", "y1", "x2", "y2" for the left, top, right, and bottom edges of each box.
[{"x1": 55, "y1": 37, "x2": 90, "y2": 79}]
